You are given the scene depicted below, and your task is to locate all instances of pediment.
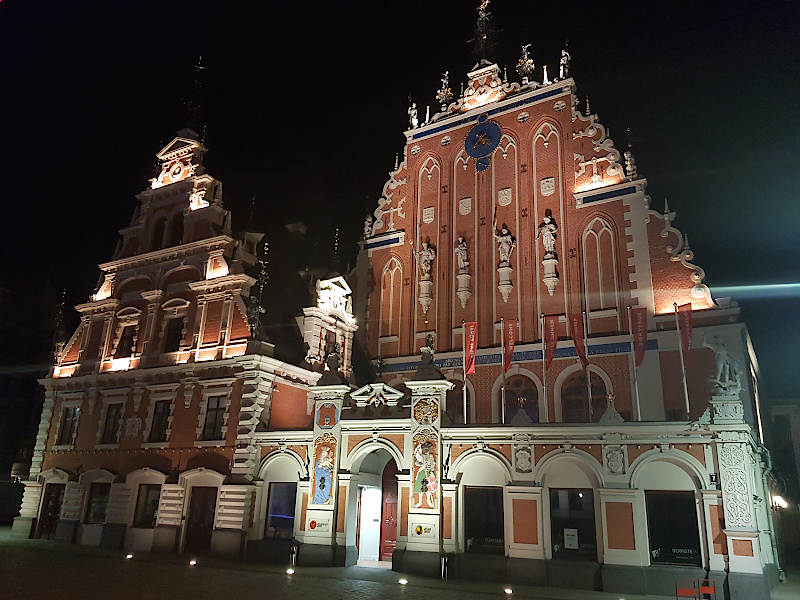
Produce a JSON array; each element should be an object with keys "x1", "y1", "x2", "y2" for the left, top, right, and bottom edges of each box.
[
  {"x1": 156, "y1": 136, "x2": 202, "y2": 161},
  {"x1": 350, "y1": 382, "x2": 405, "y2": 408}
]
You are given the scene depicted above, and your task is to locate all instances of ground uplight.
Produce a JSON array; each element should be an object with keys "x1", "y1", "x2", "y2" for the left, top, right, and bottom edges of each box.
[
  {"x1": 504, "y1": 589, "x2": 513, "y2": 595},
  {"x1": 286, "y1": 568, "x2": 295, "y2": 574},
  {"x1": 398, "y1": 579, "x2": 408, "y2": 585},
  {"x1": 125, "y1": 554, "x2": 133, "y2": 559},
  {"x1": 189, "y1": 559, "x2": 197, "y2": 566}
]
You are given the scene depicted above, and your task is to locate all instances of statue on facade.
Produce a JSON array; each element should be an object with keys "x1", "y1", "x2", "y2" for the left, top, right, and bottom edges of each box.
[
  {"x1": 493, "y1": 220, "x2": 515, "y2": 265},
  {"x1": 408, "y1": 102, "x2": 419, "y2": 129},
  {"x1": 559, "y1": 49, "x2": 571, "y2": 80},
  {"x1": 362, "y1": 214, "x2": 373, "y2": 239},
  {"x1": 454, "y1": 237, "x2": 469, "y2": 272},
  {"x1": 418, "y1": 241, "x2": 436, "y2": 277},
  {"x1": 537, "y1": 209, "x2": 559, "y2": 256},
  {"x1": 701, "y1": 334, "x2": 741, "y2": 394}
]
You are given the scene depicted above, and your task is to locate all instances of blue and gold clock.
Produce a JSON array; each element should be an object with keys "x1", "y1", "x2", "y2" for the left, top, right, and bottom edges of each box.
[{"x1": 464, "y1": 114, "x2": 501, "y2": 159}]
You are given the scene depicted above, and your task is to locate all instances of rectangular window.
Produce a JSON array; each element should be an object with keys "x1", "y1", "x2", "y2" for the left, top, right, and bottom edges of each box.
[
  {"x1": 132, "y1": 484, "x2": 162, "y2": 528},
  {"x1": 163, "y1": 318, "x2": 184, "y2": 353},
  {"x1": 463, "y1": 486, "x2": 505, "y2": 554},
  {"x1": 101, "y1": 403, "x2": 123, "y2": 445},
  {"x1": 646, "y1": 491, "x2": 702, "y2": 566},
  {"x1": 549, "y1": 489, "x2": 597, "y2": 560},
  {"x1": 84, "y1": 482, "x2": 111, "y2": 524},
  {"x1": 115, "y1": 325, "x2": 136, "y2": 358},
  {"x1": 149, "y1": 400, "x2": 170, "y2": 443},
  {"x1": 264, "y1": 482, "x2": 297, "y2": 539},
  {"x1": 57, "y1": 406, "x2": 80, "y2": 446},
  {"x1": 202, "y1": 396, "x2": 226, "y2": 441}
]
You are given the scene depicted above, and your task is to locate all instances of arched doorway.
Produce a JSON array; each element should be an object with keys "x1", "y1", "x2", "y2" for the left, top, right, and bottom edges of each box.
[
  {"x1": 501, "y1": 374, "x2": 539, "y2": 423},
  {"x1": 350, "y1": 447, "x2": 400, "y2": 567},
  {"x1": 561, "y1": 370, "x2": 607, "y2": 423}
]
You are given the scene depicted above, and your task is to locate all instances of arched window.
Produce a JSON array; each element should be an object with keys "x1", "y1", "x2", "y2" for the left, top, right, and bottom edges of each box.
[
  {"x1": 501, "y1": 375, "x2": 539, "y2": 423},
  {"x1": 582, "y1": 218, "x2": 617, "y2": 312},
  {"x1": 379, "y1": 258, "x2": 402, "y2": 338},
  {"x1": 561, "y1": 370, "x2": 607, "y2": 423},
  {"x1": 151, "y1": 217, "x2": 167, "y2": 251},
  {"x1": 167, "y1": 213, "x2": 184, "y2": 247}
]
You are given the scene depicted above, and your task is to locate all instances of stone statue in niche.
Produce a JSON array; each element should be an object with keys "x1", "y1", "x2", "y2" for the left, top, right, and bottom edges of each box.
[
  {"x1": 454, "y1": 237, "x2": 469, "y2": 272},
  {"x1": 701, "y1": 333, "x2": 741, "y2": 395},
  {"x1": 493, "y1": 220, "x2": 516, "y2": 265},
  {"x1": 537, "y1": 209, "x2": 559, "y2": 257},
  {"x1": 418, "y1": 241, "x2": 436, "y2": 278},
  {"x1": 559, "y1": 49, "x2": 571, "y2": 80},
  {"x1": 408, "y1": 102, "x2": 419, "y2": 129}
]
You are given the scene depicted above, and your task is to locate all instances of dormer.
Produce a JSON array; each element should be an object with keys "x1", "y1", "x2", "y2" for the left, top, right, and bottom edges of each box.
[{"x1": 150, "y1": 129, "x2": 206, "y2": 190}]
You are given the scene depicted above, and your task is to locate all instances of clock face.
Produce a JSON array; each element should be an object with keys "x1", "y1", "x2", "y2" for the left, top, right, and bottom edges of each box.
[
  {"x1": 464, "y1": 116, "x2": 502, "y2": 159},
  {"x1": 476, "y1": 157, "x2": 491, "y2": 172}
]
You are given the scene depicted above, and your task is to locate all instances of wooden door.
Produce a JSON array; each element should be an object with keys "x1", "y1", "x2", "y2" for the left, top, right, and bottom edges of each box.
[
  {"x1": 184, "y1": 486, "x2": 217, "y2": 554},
  {"x1": 38, "y1": 483, "x2": 65, "y2": 539},
  {"x1": 380, "y1": 461, "x2": 398, "y2": 561}
]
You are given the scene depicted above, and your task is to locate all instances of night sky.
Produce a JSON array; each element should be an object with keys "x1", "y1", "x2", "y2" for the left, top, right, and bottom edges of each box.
[{"x1": 1, "y1": 1, "x2": 798, "y2": 399}]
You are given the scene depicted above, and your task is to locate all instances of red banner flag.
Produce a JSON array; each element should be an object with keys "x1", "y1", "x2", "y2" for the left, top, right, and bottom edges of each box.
[
  {"x1": 502, "y1": 319, "x2": 517, "y2": 372},
  {"x1": 544, "y1": 315, "x2": 559, "y2": 370},
  {"x1": 630, "y1": 307, "x2": 648, "y2": 367},
  {"x1": 676, "y1": 303, "x2": 693, "y2": 369},
  {"x1": 568, "y1": 313, "x2": 589, "y2": 370},
  {"x1": 463, "y1": 321, "x2": 478, "y2": 375}
]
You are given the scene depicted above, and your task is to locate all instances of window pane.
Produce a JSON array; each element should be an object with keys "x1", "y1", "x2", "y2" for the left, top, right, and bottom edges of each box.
[
  {"x1": 203, "y1": 396, "x2": 225, "y2": 440},
  {"x1": 58, "y1": 407, "x2": 79, "y2": 445},
  {"x1": 102, "y1": 404, "x2": 122, "y2": 444},
  {"x1": 85, "y1": 482, "x2": 111, "y2": 524},
  {"x1": 265, "y1": 482, "x2": 297, "y2": 539},
  {"x1": 502, "y1": 375, "x2": 538, "y2": 423},
  {"x1": 164, "y1": 318, "x2": 184, "y2": 353},
  {"x1": 549, "y1": 488, "x2": 596, "y2": 560},
  {"x1": 133, "y1": 484, "x2": 161, "y2": 528},
  {"x1": 115, "y1": 326, "x2": 136, "y2": 358},
  {"x1": 646, "y1": 491, "x2": 701, "y2": 566},
  {"x1": 149, "y1": 400, "x2": 170, "y2": 443},
  {"x1": 464, "y1": 486, "x2": 504, "y2": 554}
]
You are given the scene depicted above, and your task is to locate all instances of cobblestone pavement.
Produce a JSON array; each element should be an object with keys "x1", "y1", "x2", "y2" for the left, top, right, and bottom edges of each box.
[
  {"x1": 4, "y1": 528, "x2": 797, "y2": 600},
  {"x1": 0, "y1": 533, "x2": 645, "y2": 600}
]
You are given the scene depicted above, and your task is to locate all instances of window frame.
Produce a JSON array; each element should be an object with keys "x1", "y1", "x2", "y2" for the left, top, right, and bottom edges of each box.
[
  {"x1": 132, "y1": 483, "x2": 162, "y2": 529},
  {"x1": 53, "y1": 396, "x2": 83, "y2": 450},
  {"x1": 141, "y1": 383, "x2": 178, "y2": 448},
  {"x1": 194, "y1": 381, "x2": 234, "y2": 447},
  {"x1": 84, "y1": 482, "x2": 111, "y2": 525}
]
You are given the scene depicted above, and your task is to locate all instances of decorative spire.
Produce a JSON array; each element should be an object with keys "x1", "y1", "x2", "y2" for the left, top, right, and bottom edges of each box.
[
  {"x1": 248, "y1": 241, "x2": 269, "y2": 337},
  {"x1": 52, "y1": 289, "x2": 67, "y2": 363},
  {"x1": 663, "y1": 198, "x2": 671, "y2": 214},
  {"x1": 182, "y1": 56, "x2": 207, "y2": 134},
  {"x1": 394, "y1": 153, "x2": 399, "y2": 170},
  {"x1": 468, "y1": 0, "x2": 500, "y2": 61},
  {"x1": 515, "y1": 43, "x2": 534, "y2": 84},
  {"x1": 624, "y1": 127, "x2": 638, "y2": 180},
  {"x1": 435, "y1": 71, "x2": 453, "y2": 111},
  {"x1": 333, "y1": 228, "x2": 340, "y2": 268},
  {"x1": 585, "y1": 95, "x2": 591, "y2": 117}
]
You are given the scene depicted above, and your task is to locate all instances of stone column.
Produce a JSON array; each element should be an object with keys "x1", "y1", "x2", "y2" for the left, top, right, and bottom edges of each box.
[
  {"x1": 300, "y1": 375, "x2": 351, "y2": 566},
  {"x1": 403, "y1": 369, "x2": 452, "y2": 577}
]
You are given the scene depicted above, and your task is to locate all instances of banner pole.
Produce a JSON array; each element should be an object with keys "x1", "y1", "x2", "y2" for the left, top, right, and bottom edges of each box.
[
  {"x1": 583, "y1": 310, "x2": 592, "y2": 421},
  {"x1": 628, "y1": 306, "x2": 642, "y2": 421},
  {"x1": 501, "y1": 317, "x2": 506, "y2": 424},
  {"x1": 541, "y1": 313, "x2": 547, "y2": 423},
  {"x1": 674, "y1": 303, "x2": 690, "y2": 417},
  {"x1": 462, "y1": 319, "x2": 468, "y2": 425}
]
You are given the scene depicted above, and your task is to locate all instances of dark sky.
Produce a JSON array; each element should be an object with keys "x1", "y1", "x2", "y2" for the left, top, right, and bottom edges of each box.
[{"x1": 1, "y1": 1, "x2": 798, "y2": 398}]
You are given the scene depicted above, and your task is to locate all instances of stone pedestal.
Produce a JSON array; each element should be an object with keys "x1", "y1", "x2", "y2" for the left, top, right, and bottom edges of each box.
[
  {"x1": 497, "y1": 264, "x2": 513, "y2": 303},
  {"x1": 456, "y1": 272, "x2": 471, "y2": 308},
  {"x1": 419, "y1": 277, "x2": 433, "y2": 313},
  {"x1": 542, "y1": 256, "x2": 559, "y2": 296}
]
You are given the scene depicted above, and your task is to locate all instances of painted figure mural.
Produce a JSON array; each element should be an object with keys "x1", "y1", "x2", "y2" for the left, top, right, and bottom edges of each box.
[
  {"x1": 412, "y1": 430, "x2": 438, "y2": 509},
  {"x1": 312, "y1": 433, "x2": 336, "y2": 505}
]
